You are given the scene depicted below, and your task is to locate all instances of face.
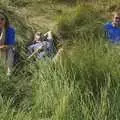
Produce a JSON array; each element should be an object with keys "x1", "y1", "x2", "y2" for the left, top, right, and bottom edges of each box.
[
  {"x1": 34, "y1": 34, "x2": 40, "y2": 41},
  {"x1": 113, "y1": 14, "x2": 120, "y2": 26},
  {"x1": 34, "y1": 32, "x2": 42, "y2": 41},
  {"x1": 0, "y1": 15, "x2": 5, "y2": 29}
]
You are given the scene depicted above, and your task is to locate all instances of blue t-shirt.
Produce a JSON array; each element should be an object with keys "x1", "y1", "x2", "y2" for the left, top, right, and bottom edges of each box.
[
  {"x1": 5, "y1": 26, "x2": 16, "y2": 45},
  {"x1": 104, "y1": 22, "x2": 120, "y2": 44}
]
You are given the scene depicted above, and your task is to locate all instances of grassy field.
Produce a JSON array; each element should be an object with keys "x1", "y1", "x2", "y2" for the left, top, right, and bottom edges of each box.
[{"x1": 0, "y1": 0, "x2": 120, "y2": 120}]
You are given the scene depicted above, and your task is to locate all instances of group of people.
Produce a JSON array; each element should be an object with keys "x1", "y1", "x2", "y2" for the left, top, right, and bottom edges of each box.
[
  {"x1": 0, "y1": 11, "x2": 120, "y2": 76},
  {"x1": 28, "y1": 31, "x2": 55, "y2": 59},
  {"x1": 0, "y1": 11, "x2": 56, "y2": 76}
]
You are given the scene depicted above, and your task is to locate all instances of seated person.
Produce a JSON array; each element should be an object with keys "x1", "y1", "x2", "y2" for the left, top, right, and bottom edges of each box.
[
  {"x1": 104, "y1": 11, "x2": 120, "y2": 44},
  {"x1": 28, "y1": 31, "x2": 55, "y2": 59}
]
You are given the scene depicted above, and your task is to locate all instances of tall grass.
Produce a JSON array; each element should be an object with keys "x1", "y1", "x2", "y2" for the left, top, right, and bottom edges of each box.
[
  {"x1": 57, "y1": 5, "x2": 105, "y2": 40},
  {"x1": 0, "y1": 0, "x2": 120, "y2": 120},
  {"x1": 1, "y1": 37, "x2": 120, "y2": 120},
  {"x1": 29, "y1": 37, "x2": 120, "y2": 120}
]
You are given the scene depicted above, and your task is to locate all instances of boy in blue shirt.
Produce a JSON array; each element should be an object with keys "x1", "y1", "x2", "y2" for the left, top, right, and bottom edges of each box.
[{"x1": 104, "y1": 12, "x2": 120, "y2": 44}]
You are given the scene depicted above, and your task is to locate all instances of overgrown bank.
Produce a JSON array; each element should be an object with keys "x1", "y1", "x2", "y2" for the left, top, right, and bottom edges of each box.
[{"x1": 0, "y1": 0, "x2": 120, "y2": 120}]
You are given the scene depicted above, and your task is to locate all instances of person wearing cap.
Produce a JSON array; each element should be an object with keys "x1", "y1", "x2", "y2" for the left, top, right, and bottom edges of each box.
[
  {"x1": 0, "y1": 11, "x2": 16, "y2": 75},
  {"x1": 104, "y1": 12, "x2": 120, "y2": 44}
]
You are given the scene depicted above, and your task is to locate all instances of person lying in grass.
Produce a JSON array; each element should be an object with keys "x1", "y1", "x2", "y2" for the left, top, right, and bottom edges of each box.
[
  {"x1": 28, "y1": 31, "x2": 55, "y2": 59},
  {"x1": 104, "y1": 11, "x2": 120, "y2": 44},
  {"x1": 0, "y1": 11, "x2": 16, "y2": 76}
]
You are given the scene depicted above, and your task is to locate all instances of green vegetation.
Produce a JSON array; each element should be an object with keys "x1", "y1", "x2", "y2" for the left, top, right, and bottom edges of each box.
[{"x1": 0, "y1": 0, "x2": 120, "y2": 120}]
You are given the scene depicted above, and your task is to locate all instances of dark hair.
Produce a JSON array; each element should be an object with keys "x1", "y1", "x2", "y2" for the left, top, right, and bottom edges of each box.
[{"x1": 0, "y1": 11, "x2": 10, "y2": 29}]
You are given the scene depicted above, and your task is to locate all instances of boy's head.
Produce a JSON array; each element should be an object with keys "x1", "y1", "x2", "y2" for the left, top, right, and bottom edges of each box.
[
  {"x1": 112, "y1": 12, "x2": 120, "y2": 27},
  {"x1": 34, "y1": 32, "x2": 43, "y2": 41},
  {"x1": 34, "y1": 32, "x2": 47, "y2": 42}
]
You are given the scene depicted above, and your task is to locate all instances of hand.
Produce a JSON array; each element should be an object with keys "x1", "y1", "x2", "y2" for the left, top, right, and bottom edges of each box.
[
  {"x1": 44, "y1": 31, "x2": 52, "y2": 36},
  {"x1": 0, "y1": 45, "x2": 7, "y2": 49}
]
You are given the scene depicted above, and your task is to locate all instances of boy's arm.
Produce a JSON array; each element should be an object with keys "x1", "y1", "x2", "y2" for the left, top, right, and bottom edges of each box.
[{"x1": 44, "y1": 31, "x2": 53, "y2": 41}]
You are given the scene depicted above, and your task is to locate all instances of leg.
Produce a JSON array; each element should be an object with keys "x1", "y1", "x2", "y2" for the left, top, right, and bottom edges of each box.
[
  {"x1": 6, "y1": 48, "x2": 14, "y2": 76},
  {"x1": 28, "y1": 44, "x2": 35, "y2": 54},
  {"x1": 37, "y1": 51, "x2": 46, "y2": 59}
]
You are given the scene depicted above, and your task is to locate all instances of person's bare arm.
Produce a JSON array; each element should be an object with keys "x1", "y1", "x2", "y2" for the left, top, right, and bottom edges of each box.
[
  {"x1": 0, "y1": 45, "x2": 8, "y2": 49},
  {"x1": 44, "y1": 31, "x2": 53, "y2": 41},
  {"x1": 0, "y1": 45, "x2": 15, "y2": 49}
]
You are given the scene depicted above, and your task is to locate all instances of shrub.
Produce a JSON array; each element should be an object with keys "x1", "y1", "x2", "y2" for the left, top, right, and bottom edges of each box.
[{"x1": 57, "y1": 5, "x2": 105, "y2": 39}]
